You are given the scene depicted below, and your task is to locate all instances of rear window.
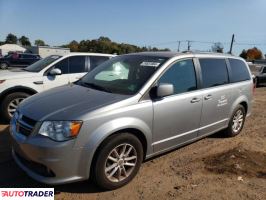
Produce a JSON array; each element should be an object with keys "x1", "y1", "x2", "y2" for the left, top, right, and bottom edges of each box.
[
  {"x1": 229, "y1": 59, "x2": 250, "y2": 82},
  {"x1": 199, "y1": 58, "x2": 229, "y2": 88}
]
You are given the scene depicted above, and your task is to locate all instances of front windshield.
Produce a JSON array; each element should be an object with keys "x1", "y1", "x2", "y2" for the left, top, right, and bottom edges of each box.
[
  {"x1": 24, "y1": 55, "x2": 62, "y2": 72},
  {"x1": 78, "y1": 55, "x2": 168, "y2": 95}
]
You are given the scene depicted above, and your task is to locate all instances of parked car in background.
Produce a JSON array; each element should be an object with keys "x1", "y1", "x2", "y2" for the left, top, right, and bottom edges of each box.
[
  {"x1": 10, "y1": 52, "x2": 253, "y2": 189},
  {"x1": 0, "y1": 53, "x2": 115, "y2": 121},
  {"x1": 0, "y1": 53, "x2": 41, "y2": 69},
  {"x1": 253, "y1": 65, "x2": 266, "y2": 87}
]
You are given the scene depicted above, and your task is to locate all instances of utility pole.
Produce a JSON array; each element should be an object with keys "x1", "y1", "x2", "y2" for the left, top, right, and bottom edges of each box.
[
  {"x1": 229, "y1": 34, "x2": 235, "y2": 54},
  {"x1": 177, "y1": 41, "x2": 181, "y2": 52},
  {"x1": 187, "y1": 40, "x2": 191, "y2": 51}
]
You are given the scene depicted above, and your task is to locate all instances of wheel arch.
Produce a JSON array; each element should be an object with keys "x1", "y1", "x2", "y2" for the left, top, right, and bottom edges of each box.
[
  {"x1": 0, "y1": 86, "x2": 38, "y2": 102},
  {"x1": 88, "y1": 126, "x2": 149, "y2": 180}
]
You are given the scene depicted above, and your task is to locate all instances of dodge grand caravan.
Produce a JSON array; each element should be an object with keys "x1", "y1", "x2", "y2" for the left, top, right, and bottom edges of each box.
[
  {"x1": 0, "y1": 53, "x2": 115, "y2": 121},
  {"x1": 10, "y1": 52, "x2": 253, "y2": 190}
]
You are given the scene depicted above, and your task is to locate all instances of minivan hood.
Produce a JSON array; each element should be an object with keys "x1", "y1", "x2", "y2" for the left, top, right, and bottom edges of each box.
[
  {"x1": 19, "y1": 84, "x2": 130, "y2": 121},
  {"x1": 0, "y1": 69, "x2": 38, "y2": 80}
]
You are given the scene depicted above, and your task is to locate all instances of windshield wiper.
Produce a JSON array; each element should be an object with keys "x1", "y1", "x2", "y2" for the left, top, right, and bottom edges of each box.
[{"x1": 81, "y1": 82, "x2": 113, "y2": 93}]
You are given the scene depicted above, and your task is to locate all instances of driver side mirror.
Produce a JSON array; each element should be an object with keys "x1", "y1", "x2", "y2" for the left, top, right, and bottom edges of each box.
[
  {"x1": 49, "y1": 68, "x2": 62, "y2": 76},
  {"x1": 156, "y1": 83, "x2": 174, "y2": 98}
]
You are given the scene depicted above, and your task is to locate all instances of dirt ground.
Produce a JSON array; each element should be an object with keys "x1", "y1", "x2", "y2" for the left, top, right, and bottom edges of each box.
[{"x1": 0, "y1": 88, "x2": 265, "y2": 200}]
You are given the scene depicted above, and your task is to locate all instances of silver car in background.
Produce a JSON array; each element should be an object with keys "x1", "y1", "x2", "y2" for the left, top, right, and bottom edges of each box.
[{"x1": 10, "y1": 52, "x2": 253, "y2": 190}]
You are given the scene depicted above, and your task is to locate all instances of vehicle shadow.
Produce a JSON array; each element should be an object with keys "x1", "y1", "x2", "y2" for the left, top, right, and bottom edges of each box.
[{"x1": 0, "y1": 125, "x2": 104, "y2": 194}]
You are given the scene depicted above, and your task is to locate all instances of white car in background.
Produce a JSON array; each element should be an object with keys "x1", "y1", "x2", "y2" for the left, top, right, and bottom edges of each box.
[{"x1": 0, "y1": 53, "x2": 115, "y2": 121}]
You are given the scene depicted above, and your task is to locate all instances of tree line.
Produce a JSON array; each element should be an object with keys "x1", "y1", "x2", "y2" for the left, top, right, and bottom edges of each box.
[
  {"x1": 0, "y1": 33, "x2": 169, "y2": 55},
  {"x1": 0, "y1": 33, "x2": 265, "y2": 59},
  {"x1": 0, "y1": 33, "x2": 46, "y2": 46}
]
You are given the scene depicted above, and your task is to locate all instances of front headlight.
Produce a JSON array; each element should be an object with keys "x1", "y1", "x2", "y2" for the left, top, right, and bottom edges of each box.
[{"x1": 38, "y1": 121, "x2": 82, "y2": 141}]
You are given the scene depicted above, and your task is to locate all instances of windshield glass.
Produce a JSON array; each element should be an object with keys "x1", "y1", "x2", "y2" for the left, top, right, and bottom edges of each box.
[
  {"x1": 78, "y1": 55, "x2": 168, "y2": 95},
  {"x1": 24, "y1": 55, "x2": 62, "y2": 72}
]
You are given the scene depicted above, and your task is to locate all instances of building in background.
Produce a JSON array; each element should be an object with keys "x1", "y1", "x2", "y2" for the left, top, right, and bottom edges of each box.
[
  {"x1": 0, "y1": 44, "x2": 26, "y2": 56},
  {"x1": 27, "y1": 46, "x2": 70, "y2": 58}
]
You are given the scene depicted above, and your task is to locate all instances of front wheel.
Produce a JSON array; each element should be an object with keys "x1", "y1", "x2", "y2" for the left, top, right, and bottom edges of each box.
[
  {"x1": 93, "y1": 133, "x2": 143, "y2": 190},
  {"x1": 0, "y1": 63, "x2": 9, "y2": 70},
  {"x1": 0, "y1": 92, "x2": 30, "y2": 121},
  {"x1": 224, "y1": 105, "x2": 246, "y2": 137}
]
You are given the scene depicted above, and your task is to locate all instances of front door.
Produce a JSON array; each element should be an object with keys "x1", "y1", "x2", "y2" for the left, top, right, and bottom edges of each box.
[
  {"x1": 43, "y1": 57, "x2": 70, "y2": 90},
  {"x1": 68, "y1": 56, "x2": 87, "y2": 83},
  {"x1": 152, "y1": 59, "x2": 202, "y2": 152}
]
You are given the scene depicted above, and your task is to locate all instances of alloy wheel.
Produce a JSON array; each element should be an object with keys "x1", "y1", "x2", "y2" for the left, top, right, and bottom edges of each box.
[
  {"x1": 104, "y1": 143, "x2": 137, "y2": 182},
  {"x1": 232, "y1": 109, "x2": 244, "y2": 133},
  {"x1": 7, "y1": 98, "x2": 25, "y2": 117}
]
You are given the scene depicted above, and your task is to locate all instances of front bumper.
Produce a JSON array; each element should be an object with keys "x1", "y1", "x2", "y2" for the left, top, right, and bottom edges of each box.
[{"x1": 10, "y1": 117, "x2": 92, "y2": 185}]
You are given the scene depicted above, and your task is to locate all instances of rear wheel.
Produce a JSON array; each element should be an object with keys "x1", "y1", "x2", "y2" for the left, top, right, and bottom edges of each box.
[
  {"x1": 93, "y1": 133, "x2": 143, "y2": 190},
  {"x1": 0, "y1": 92, "x2": 30, "y2": 121},
  {"x1": 224, "y1": 105, "x2": 246, "y2": 137},
  {"x1": 0, "y1": 63, "x2": 9, "y2": 70}
]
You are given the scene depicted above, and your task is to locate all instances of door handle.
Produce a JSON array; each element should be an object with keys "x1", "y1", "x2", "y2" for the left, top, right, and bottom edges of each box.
[
  {"x1": 204, "y1": 94, "x2": 212, "y2": 100},
  {"x1": 33, "y1": 81, "x2": 44, "y2": 85},
  {"x1": 191, "y1": 98, "x2": 201, "y2": 103}
]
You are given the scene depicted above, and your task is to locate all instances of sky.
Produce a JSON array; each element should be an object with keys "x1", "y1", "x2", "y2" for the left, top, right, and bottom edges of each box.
[{"x1": 0, "y1": 0, "x2": 266, "y2": 55}]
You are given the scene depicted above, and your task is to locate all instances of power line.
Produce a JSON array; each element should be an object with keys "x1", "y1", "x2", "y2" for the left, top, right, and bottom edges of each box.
[{"x1": 146, "y1": 40, "x2": 266, "y2": 47}]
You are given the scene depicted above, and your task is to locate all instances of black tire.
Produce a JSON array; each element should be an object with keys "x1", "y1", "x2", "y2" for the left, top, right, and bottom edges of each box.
[
  {"x1": 224, "y1": 105, "x2": 246, "y2": 137},
  {"x1": 0, "y1": 62, "x2": 9, "y2": 70},
  {"x1": 93, "y1": 133, "x2": 143, "y2": 190},
  {"x1": 0, "y1": 92, "x2": 30, "y2": 122}
]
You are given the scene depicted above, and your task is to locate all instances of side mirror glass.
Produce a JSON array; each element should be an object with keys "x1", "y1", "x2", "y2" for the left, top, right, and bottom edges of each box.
[
  {"x1": 156, "y1": 83, "x2": 174, "y2": 98},
  {"x1": 49, "y1": 68, "x2": 62, "y2": 76}
]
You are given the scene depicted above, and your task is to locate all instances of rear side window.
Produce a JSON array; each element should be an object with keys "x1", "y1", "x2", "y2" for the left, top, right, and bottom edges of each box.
[
  {"x1": 229, "y1": 59, "x2": 250, "y2": 82},
  {"x1": 69, "y1": 56, "x2": 86, "y2": 73},
  {"x1": 22, "y1": 54, "x2": 34, "y2": 59},
  {"x1": 263, "y1": 67, "x2": 266, "y2": 74},
  {"x1": 90, "y1": 56, "x2": 109, "y2": 70},
  {"x1": 158, "y1": 59, "x2": 197, "y2": 95},
  {"x1": 199, "y1": 58, "x2": 228, "y2": 88}
]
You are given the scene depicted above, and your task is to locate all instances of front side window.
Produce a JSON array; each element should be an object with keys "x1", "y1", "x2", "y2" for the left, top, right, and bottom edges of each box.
[
  {"x1": 158, "y1": 59, "x2": 197, "y2": 95},
  {"x1": 200, "y1": 58, "x2": 228, "y2": 88},
  {"x1": 53, "y1": 58, "x2": 69, "y2": 74},
  {"x1": 69, "y1": 56, "x2": 86, "y2": 73},
  {"x1": 90, "y1": 56, "x2": 110, "y2": 70},
  {"x1": 229, "y1": 59, "x2": 250, "y2": 82},
  {"x1": 78, "y1": 55, "x2": 168, "y2": 95}
]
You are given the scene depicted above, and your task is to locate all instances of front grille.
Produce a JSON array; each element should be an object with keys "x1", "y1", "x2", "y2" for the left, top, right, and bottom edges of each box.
[
  {"x1": 21, "y1": 115, "x2": 37, "y2": 127},
  {"x1": 16, "y1": 115, "x2": 37, "y2": 137},
  {"x1": 15, "y1": 152, "x2": 55, "y2": 177},
  {"x1": 17, "y1": 122, "x2": 32, "y2": 136}
]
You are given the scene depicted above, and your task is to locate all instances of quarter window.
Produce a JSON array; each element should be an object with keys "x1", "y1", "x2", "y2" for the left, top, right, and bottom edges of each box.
[
  {"x1": 229, "y1": 59, "x2": 250, "y2": 82},
  {"x1": 199, "y1": 59, "x2": 228, "y2": 88},
  {"x1": 69, "y1": 56, "x2": 86, "y2": 73},
  {"x1": 158, "y1": 59, "x2": 197, "y2": 95}
]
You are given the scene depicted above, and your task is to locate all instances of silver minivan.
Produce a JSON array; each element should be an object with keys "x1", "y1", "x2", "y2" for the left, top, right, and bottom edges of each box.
[{"x1": 10, "y1": 52, "x2": 253, "y2": 189}]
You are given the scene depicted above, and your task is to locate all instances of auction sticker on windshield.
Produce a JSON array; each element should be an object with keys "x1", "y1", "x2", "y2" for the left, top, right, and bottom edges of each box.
[
  {"x1": 0, "y1": 188, "x2": 54, "y2": 200},
  {"x1": 140, "y1": 61, "x2": 161, "y2": 67}
]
